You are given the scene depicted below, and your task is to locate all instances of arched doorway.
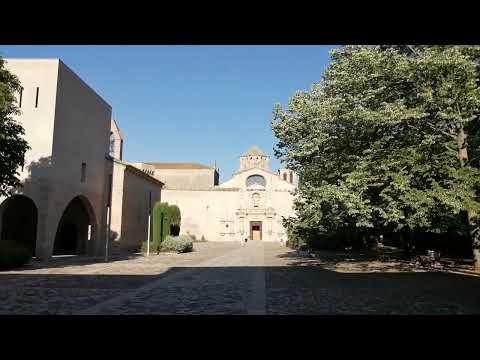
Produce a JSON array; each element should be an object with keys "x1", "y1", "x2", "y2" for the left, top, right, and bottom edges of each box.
[
  {"x1": 53, "y1": 196, "x2": 97, "y2": 256},
  {"x1": 0, "y1": 195, "x2": 38, "y2": 256}
]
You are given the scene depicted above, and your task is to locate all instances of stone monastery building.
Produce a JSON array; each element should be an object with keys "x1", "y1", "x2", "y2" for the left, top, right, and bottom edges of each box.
[
  {"x1": 0, "y1": 59, "x2": 297, "y2": 260},
  {"x1": 135, "y1": 145, "x2": 297, "y2": 243}
]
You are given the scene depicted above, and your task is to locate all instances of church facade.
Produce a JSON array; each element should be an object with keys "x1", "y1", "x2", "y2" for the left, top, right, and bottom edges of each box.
[{"x1": 135, "y1": 146, "x2": 298, "y2": 243}]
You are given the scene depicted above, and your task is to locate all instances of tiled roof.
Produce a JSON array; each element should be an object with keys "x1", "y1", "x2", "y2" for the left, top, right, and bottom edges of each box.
[
  {"x1": 110, "y1": 158, "x2": 164, "y2": 187},
  {"x1": 242, "y1": 145, "x2": 267, "y2": 157}
]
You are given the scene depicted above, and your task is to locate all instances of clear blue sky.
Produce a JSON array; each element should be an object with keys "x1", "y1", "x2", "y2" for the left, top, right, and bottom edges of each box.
[{"x1": 0, "y1": 45, "x2": 335, "y2": 181}]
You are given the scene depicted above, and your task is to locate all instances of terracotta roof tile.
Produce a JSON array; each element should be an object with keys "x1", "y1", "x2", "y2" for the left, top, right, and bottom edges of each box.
[{"x1": 242, "y1": 145, "x2": 267, "y2": 157}]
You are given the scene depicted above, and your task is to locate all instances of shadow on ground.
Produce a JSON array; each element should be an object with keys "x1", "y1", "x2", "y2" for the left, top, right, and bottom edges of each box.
[
  {"x1": 1, "y1": 264, "x2": 480, "y2": 315},
  {"x1": 15, "y1": 252, "x2": 143, "y2": 271},
  {"x1": 279, "y1": 246, "x2": 477, "y2": 273}
]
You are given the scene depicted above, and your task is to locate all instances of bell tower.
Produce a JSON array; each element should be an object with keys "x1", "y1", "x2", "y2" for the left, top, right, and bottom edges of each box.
[
  {"x1": 110, "y1": 119, "x2": 123, "y2": 160},
  {"x1": 239, "y1": 145, "x2": 270, "y2": 171},
  {"x1": 279, "y1": 168, "x2": 298, "y2": 185}
]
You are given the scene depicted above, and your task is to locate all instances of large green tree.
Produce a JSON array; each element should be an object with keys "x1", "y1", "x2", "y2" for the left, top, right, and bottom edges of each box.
[
  {"x1": 0, "y1": 56, "x2": 29, "y2": 197},
  {"x1": 272, "y1": 45, "x2": 480, "y2": 266}
]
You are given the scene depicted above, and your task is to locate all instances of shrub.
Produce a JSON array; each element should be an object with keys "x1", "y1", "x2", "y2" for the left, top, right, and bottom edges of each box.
[
  {"x1": 152, "y1": 202, "x2": 182, "y2": 242},
  {"x1": 161, "y1": 235, "x2": 193, "y2": 253},
  {"x1": 285, "y1": 228, "x2": 307, "y2": 249},
  {"x1": 169, "y1": 205, "x2": 181, "y2": 228},
  {"x1": 0, "y1": 240, "x2": 32, "y2": 270},
  {"x1": 153, "y1": 202, "x2": 171, "y2": 242},
  {"x1": 141, "y1": 240, "x2": 162, "y2": 254},
  {"x1": 187, "y1": 233, "x2": 197, "y2": 241},
  {"x1": 307, "y1": 234, "x2": 345, "y2": 251},
  {"x1": 200, "y1": 235, "x2": 206, "y2": 242}
]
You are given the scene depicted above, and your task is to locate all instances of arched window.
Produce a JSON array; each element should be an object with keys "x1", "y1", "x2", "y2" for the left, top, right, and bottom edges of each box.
[
  {"x1": 246, "y1": 175, "x2": 266, "y2": 187},
  {"x1": 283, "y1": 173, "x2": 287, "y2": 181},
  {"x1": 289, "y1": 172, "x2": 293, "y2": 183}
]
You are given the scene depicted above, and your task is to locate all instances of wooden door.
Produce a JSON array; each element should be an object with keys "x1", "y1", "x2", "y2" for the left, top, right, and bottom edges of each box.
[{"x1": 250, "y1": 221, "x2": 262, "y2": 240}]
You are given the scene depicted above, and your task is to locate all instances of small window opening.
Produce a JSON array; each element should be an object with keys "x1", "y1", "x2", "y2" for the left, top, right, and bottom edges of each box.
[
  {"x1": 35, "y1": 87, "x2": 39, "y2": 108},
  {"x1": 283, "y1": 173, "x2": 287, "y2": 181}
]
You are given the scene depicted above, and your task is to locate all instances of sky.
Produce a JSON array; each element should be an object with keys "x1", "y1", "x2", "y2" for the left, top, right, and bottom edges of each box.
[{"x1": 0, "y1": 45, "x2": 335, "y2": 182}]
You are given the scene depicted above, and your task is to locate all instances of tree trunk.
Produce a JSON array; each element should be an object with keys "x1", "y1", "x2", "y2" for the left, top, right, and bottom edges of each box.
[
  {"x1": 401, "y1": 231, "x2": 409, "y2": 259},
  {"x1": 457, "y1": 127, "x2": 468, "y2": 167},
  {"x1": 457, "y1": 127, "x2": 480, "y2": 269},
  {"x1": 474, "y1": 249, "x2": 480, "y2": 271}
]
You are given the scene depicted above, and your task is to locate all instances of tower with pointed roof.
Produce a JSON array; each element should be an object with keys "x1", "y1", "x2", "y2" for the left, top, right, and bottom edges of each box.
[{"x1": 239, "y1": 145, "x2": 270, "y2": 172}]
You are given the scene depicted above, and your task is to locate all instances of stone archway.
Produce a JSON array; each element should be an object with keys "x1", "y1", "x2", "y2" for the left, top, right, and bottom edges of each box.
[
  {"x1": 0, "y1": 195, "x2": 38, "y2": 256},
  {"x1": 53, "y1": 195, "x2": 97, "y2": 256}
]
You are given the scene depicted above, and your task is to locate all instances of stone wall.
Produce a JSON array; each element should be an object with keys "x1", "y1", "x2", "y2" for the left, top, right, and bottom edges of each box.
[
  {"x1": 0, "y1": 59, "x2": 112, "y2": 259},
  {"x1": 110, "y1": 161, "x2": 162, "y2": 251},
  {"x1": 153, "y1": 168, "x2": 217, "y2": 190}
]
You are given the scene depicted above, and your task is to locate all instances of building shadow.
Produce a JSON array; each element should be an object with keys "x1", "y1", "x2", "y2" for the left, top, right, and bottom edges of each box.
[
  {"x1": 1, "y1": 263, "x2": 480, "y2": 315},
  {"x1": 18, "y1": 251, "x2": 144, "y2": 271}
]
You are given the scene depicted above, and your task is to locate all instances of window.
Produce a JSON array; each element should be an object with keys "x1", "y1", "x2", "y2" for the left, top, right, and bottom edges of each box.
[
  {"x1": 81, "y1": 163, "x2": 86, "y2": 183},
  {"x1": 246, "y1": 175, "x2": 266, "y2": 187},
  {"x1": 289, "y1": 172, "x2": 293, "y2": 183},
  {"x1": 35, "y1": 87, "x2": 39, "y2": 108},
  {"x1": 283, "y1": 173, "x2": 287, "y2": 181},
  {"x1": 109, "y1": 132, "x2": 115, "y2": 156},
  {"x1": 19, "y1": 87, "x2": 23, "y2": 108}
]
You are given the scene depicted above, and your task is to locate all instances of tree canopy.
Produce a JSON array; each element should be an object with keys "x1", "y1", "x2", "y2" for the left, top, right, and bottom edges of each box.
[
  {"x1": 0, "y1": 56, "x2": 29, "y2": 197},
  {"x1": 272, "y1": 45, "x2": 480, "y2": 260},
  {"x1": 152, "y1": 202, "x2": 182, "y2": 242}
]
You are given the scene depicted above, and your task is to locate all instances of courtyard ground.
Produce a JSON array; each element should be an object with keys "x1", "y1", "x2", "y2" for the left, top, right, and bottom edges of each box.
[{"x1": 1, "y1": 241, "x2": 479, "y2": 314}]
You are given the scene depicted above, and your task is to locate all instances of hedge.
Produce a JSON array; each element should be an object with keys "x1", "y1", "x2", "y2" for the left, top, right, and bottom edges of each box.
[{"x1": 152, "y1": 202, "x2": 182, "y2": 242}]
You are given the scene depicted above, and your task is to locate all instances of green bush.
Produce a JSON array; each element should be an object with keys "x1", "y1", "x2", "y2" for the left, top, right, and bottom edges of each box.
[
  {"x1": 169, "y1": 205, "x2": 181, "y2": 227},
  {"x1": 285, "y1": 228, "x2": 307, "y2": 249},
  {"x1": 152, "y1": 202, "x2": 182, "y2": 242},
  {"x1": 141, "y1": 240, "x2": 162, "y2": 254},
  {"x1": 0, "y1": 240, "x2": 32, "y2": 270},
  {"x1": 153, "y1": 202, "x2": 171, "y2": 242},
  {"x1": 161, "y1": 235, "x2": 193, "y2": 253},
  {"x1": 307, "y1": 234, "x2": 345, "y2": 251}
]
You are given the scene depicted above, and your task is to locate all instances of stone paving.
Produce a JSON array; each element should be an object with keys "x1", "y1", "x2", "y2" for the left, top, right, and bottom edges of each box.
[{"x1": 1, "y1": 241, "x2": 480, "y2": 314}]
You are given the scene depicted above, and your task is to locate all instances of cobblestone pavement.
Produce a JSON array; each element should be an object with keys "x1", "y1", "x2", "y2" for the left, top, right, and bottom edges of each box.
[{"x1": 1, "y1": 241, "x2": 479, "y2": 314}]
